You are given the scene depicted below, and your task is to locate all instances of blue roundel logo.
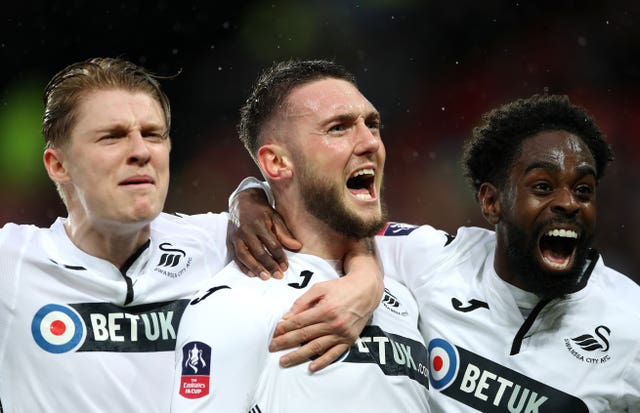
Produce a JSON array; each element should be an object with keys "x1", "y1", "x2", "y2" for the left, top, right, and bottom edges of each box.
[
  {"x1": 428, "y1": 338, "x2": 459, "y2": 390},
  {"x1": 31, "y1": 304, "x2": 85, "y2": 353}
]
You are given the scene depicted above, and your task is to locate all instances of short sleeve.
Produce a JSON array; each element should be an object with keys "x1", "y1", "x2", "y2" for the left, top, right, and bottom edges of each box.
[{"x1": 375, "y1": 223, "x2": 453, "y2": 291}]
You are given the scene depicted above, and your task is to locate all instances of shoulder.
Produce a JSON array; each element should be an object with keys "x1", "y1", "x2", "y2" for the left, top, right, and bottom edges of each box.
[
  {"x1": 376, "y1": 223, "x2": 495, "y2": 276},
  {"x1": 151, "y1": 212, "x2": 229, "y2": 256},
  {"x1": 154, "y1": 211, "x2": 229, "y2": 234},
  {"x1": 376, "y1": 222, "x2": 494, "y2": 252},
  {"x1": 178, "y1": 263, "x2": 285, "y2": 346},
  {"x1": 187, "y1": 262, "x2": 287, "y2": 319},
  {"x1": 589, "y1": 257, "x2": 640, "y2": 315},
  {"x1": 0, "y1": 221, "x2": 50, "y2": 251}
]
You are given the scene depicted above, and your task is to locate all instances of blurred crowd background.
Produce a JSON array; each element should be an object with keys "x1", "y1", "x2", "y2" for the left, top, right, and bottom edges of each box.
[{"x1": 1, "y1": 1, "x2": 638, "y2": 283}]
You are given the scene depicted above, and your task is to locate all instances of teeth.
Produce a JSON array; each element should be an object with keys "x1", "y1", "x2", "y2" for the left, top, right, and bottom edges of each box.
[
  {"x1": 543, "y1": 255, "x2": 571, "y2": 270},
  {"x1": 546, "y1": 229, "x2": 578, "y2": 239},
  {"x1": 355, "y1": 193, "x2": 373, "y2": 200},
  {"x1": 352, "y1": 168, "x2": 375, "y2": 178}
]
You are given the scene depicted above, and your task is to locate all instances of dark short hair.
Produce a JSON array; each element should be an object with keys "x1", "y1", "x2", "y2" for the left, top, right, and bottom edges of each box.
[
  {"x1": 238, "y1": 59, "x2": 357, "y2": 157},
  {"x1": 42, "y1": 57, "x2": 171, "y2": 148},
  {"x1": 462, "y1": 94, "x2": 613, "y2": 196}
]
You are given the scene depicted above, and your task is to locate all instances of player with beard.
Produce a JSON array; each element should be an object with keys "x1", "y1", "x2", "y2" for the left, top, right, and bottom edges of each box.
[
  {"x1": 171, "y1": 60, "x2": 430, "y2": 412},
  {"x1": 371, "y1": 94, "x2": 640, "y2": 412}
]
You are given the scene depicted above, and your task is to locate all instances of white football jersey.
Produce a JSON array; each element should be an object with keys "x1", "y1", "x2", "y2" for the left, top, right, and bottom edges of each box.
[
  {"x1": 171, "y1": 252, "x2": 430, "y2": 412},
  {"x1": 0, "y1": 212, "x2": 229, "y2": 413},
  {"x1": 375, "y1": 223, "x2": 640, "y2": 413}
]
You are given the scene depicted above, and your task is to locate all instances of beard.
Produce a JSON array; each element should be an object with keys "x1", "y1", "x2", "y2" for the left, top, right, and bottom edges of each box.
[
  {"x1": 297, "y1": 166, "x2": 387, "y2": 239},
  {"x1": 502, "y1": 218, "x2": 594, "y2": 298}
]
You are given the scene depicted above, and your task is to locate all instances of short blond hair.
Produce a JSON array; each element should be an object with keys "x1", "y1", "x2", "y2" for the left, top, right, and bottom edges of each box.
[{"x1": 42, "y1": 57, "x2": 171, "y2": 148}]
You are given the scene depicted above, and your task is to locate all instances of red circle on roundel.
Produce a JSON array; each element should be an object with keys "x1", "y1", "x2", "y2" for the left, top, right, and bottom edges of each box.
[
  {"x1": 50, "y1": 320, "x2": 67, "y2": 336},
  {"x1": 433, "y1": 355, "x2": 444, "y2": 372}
]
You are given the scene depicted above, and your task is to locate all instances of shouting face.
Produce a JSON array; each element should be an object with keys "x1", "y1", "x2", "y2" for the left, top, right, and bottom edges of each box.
[
  {"x1": 493, "y1": 130, "x2": 597, "y2": 297},
  {"x1": 273, "y1": 77, "x2": 387, "y2": 238}
]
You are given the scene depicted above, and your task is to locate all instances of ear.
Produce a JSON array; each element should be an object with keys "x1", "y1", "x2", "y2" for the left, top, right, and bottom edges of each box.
[
  {"x1": 478, "y1": 182, "x2": 501, "y2": 225},
  {"x1": 43, "y1": 147, "x2": 71, "y2": 184},
  {"x1": 257, "y1": 144, "x2": 293, "y2": 181}
]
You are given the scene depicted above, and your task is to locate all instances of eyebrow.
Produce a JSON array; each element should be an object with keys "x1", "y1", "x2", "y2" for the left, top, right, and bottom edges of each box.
[
  {"x1": 524, "y1": 161, "x2": 597, "y2": 177},
  {"x1": 323, "y1": 110, "x2": 380, "y2": 124},
  {"x1": 93, "y1": 122, "x2": 166, "y2": 135}
]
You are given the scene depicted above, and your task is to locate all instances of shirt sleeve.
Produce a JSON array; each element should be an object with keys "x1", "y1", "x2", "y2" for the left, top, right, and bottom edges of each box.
[
  {"x1": 375, "y1": 223, "x2": 453, "y2": 291},
  {"x1": 170, "y1": 273, "x2": 276, "y2": 412},
  {"x1": 228, "y1": 176, "x2": 275, "y2": 208}
]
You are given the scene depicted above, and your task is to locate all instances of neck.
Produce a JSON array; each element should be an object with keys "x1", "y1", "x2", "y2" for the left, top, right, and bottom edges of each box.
[
  {"x1": 64, "y1": 213, "x2": 151, "y2": 269},
  {"x1": 493, "y1": 234, "x2": 523, "y2": 287},
  {"x1": 276, "y1": 197, "x2": 351, "y2": 261}
]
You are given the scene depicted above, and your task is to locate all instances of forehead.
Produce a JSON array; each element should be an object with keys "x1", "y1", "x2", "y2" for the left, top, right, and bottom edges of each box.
[
  {"x1": 73, "y1": 89, "x2": 165, "y2": 131},
  {"x1": 283, "y1": 78, "x2": 376, "y2": 118},
  {"x1": 514, "y1": 130, "x2": 596, "y2": 172}
]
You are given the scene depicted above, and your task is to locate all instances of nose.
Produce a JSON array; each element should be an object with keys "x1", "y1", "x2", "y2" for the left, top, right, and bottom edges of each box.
[
  {"x1": 354, "y1": 120, "x2": 381, "y2": 156},
  {"x1": 127, "y1": 132, "x2": 151, "y2": 165},
  {"x1": 550, "y1": 187, "x2": 580, "y2": 217}
]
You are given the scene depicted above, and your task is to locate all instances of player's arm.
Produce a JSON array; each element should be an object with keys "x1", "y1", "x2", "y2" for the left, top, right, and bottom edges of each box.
[
  {"x1": 171, "y1": 281, "x2": 270, "y2": 412},
  {"x1": 228, "y1": 177, "x2": 302, "y2": 280},
  {"x1": 269, "y1": 238, "x2": 383, "y2": 372}
]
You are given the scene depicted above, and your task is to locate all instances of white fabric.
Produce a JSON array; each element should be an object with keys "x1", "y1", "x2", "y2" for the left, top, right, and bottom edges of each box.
[
  {"x1": 171, "y1": 252, "x2": 430, "y2": 412},
  {"x1": 376, "y1": 223, "x2": 640, "y2": 413},
  {"x1": 0, "y1": 212, "x2": 229, "y2": 413}
]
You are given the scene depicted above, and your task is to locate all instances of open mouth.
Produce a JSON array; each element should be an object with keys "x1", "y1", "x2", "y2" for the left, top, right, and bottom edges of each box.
[
  {"x1": 538, "y1": 228, "x2": 578, "y2": 270},
  {"x1": 346, "y1": 168, "x2": 376, "y2": 200}
]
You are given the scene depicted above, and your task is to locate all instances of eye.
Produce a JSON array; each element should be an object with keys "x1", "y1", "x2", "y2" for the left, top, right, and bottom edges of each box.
[
  {"x1": 532, "y1": 181, "x2": 553, "y2": 194},
  {"x1": 328, "y1": 123, "x2": 349, "y2": 135},
  {"x1": 98, "y1": 133, "x2": 125, "y2": 142},
  {"x1": 366, "y1": 119, "x2": 381, "y2": 132},
  {"x1": 141, "y1": 129, "x2": 168, "y2": 142},
  {"x1": 574, "y1": 184, "x2": 594, "y2": 200},
  {"x1": 143, "y1": 131, "x2": 167, "y2": 141}
]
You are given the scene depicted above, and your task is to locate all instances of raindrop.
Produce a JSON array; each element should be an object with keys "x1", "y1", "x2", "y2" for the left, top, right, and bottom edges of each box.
[
  {"x1": 222, "y1": 21, "x2": 230, "y2": 29},
  {"x1": 171, "y1": 48, "x2": 178, "y2": 55},
  {"x1": 441, "y1": 107, "x2": 445, "y2": 111},
  {"x1": 577, "y1": 36, "x2": 587, "y2": 47}
]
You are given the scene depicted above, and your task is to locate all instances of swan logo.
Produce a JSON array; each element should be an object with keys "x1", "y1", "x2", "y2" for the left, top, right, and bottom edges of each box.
[
  {"x1": 382, "y1": 288, "x2": 408, "y2": 316},
  {"x1": 154, "y1": 242, "x2": 192, "y2": 278},
  {"x1": 564, "y1": 325, "x2": 612, "y2": 365}
]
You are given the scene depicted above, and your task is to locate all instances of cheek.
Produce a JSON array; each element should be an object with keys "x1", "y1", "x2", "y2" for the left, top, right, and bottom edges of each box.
[{"x1": 153, "y1": 146, "x2": 171, "y2": 170}]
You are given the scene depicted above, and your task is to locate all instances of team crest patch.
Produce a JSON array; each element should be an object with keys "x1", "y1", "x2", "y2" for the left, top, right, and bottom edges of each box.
[
  {"x1": 377, "y1": 222, "x2": 418, "y2": 236},
  {"x1": 180, "y1": 341, "x2": 212, "y2": 399}
]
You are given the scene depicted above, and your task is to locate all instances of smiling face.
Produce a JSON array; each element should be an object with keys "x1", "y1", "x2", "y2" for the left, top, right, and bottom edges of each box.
[
  {"x1": 272, "y1": 77, "x2": 387, "y2": 238},
  {"x1": 492, "y1": 130, "x2": 597, "y2": 296},
  {"x1": 46, "y1": 89, "x2": 170, "y2": 230}
]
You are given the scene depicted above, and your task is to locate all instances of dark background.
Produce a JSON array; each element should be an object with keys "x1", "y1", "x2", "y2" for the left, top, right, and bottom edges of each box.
[{"x1": 1, "y1": 0, "x2": 638, "y2": 283}]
